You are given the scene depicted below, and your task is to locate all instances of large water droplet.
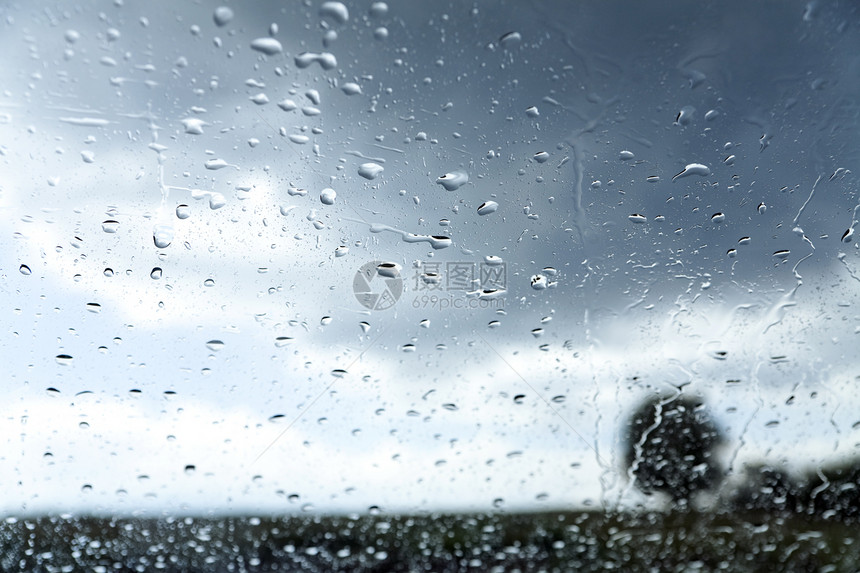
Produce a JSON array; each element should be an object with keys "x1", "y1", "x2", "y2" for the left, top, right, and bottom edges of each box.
[
  {"x1": 55, "y1": 354, "x2": 73, "y2": 365},
  {"x1": 628, "y1": 214, "x2": 647, "y2": 224},
  {"x1": 320, "y1": 188, "x2": 337, "y2": 205},
  {"x1": 672, "y1": 163, "x2": 711, "y2": 181},
  {"x1": 150, "y1": 267, "x2": 163, "y2": 280},
  {"x1": 19, "y1": 264, "x2": 32, "y2": 275},
  {"x1": 213, "y1": 6, "x2": 234, "y2": 27},
  {"x1": 102, "y1": 220, "x2": 119, "y2": 233},
  {"x1": 377, "y1": 262, "x2": 401, "y2": 278},
  {"x1": 842, "y1": 228, "x2": 854, "y2": 243},
  {"x1": 358, "y1": 162, "x2": 384, "y2": 180},
  {"x1": 205, "y1": 340, "x2": 224, "y2": 351},
  {"x1": 176, "y1": 204, "x2": 191, "y2": 219},
  {"x1": 250, "y1": 37, "x2": 283, "y2": 56},
  {"x1": 530, "y1": 275, "x2": 548, "y2": 290},
  {"x1": 533, "y1": 151, "x2": 549, "y2": 163},
  {"x1": 275, "y1": 337, "x2": 294, "y2": 348},
  {"x1": 477, "y1": 201, "x2": 499, "y2": 216},
  {"x1": 341, "y1": 82, "x2": 362, "y2": 96},
  {"x1": 436, "y1": 170, "x2": 469, "y2": 191},
  {"x1": 320, "y1": 1, "x2": 349, "y2": 23},
  {"x1": 153, "y1": 225, "x2": 174, "y2": 248}
]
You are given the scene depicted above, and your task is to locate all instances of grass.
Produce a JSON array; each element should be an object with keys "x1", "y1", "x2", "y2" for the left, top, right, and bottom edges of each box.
[{"x1": 1, "y1": 510, "x2": 858, "y2": 572}]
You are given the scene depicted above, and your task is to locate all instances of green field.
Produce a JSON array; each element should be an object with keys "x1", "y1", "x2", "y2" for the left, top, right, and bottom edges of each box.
[{"x1": 2, "y1": 510, "x2": 858, "y2": 572}]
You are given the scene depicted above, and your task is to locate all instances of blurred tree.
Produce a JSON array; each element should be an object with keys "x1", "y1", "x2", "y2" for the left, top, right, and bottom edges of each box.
[
  {"x1": 730, "y1": 463, "x2": 801, "y2": 515},
  {"x1": 623, "y1": 394, "x2": 725, "y2": 509},
  {"x1": 801, "y1": 460, "x2": 860, "y2": 521}
]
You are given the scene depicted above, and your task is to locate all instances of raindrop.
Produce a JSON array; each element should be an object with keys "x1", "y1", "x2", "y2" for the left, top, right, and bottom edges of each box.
[
  {"x1": 209, "y1": 193, "x2": 226, "y2": 210},
  {"x1": 86, "y1": 303, "x2": 101, "y2": 313},
  {"x1": 277, "y1": 99, "x2": 297, "y2": 111},
  {"x1": 275, "y1": 337, "x2": 294, "y2": 347},
  {"x1": 419, "y1": 319, "x2": 430, "y2": 328},
  {"x1": 533, "y1": 151, "x2": 549, "y2": 163},
  {"x1": 738, "y1": 236, "x2": 751, "y2": 245},
  {"x1": 429, "y1": 236, "x2": 452, "y2": 250},
  {"x1": 358, "y1": 162, "x2": 384, "y2": 180},
  {"x1": 321, "y1": 316, "x2": 332, "y2": 326},
  {"x1": 842, "y1": 228, "x2": 854, "y2": 243},
  {"x1": 758, "y1": 202, "x2": 767, "y2": 214},
  {"x1": 442, "y1": 403, "x2": 458, "y2": 411},
  {"x1": 204, "y1": 158, "x2": 233, "y2": 170},
  {"x1": 773, "y1": 250, "x2": 790, "y2": 259},
  {"x1": 205, "y1": 340, "x2": 224, "y2": 351},
  {"x1": 646, "y1": 176, "x2": 661, "y2": 183},
  {"x1": 103, "y1": 268, "x2": 114, "y2": 277},
  {"x1": 530, "y1": 274, "x2": 548, "y2": 290},
  {"x1": 181, "y1": 118, "x2": 206, "y2": 135},
  {"x1": 499, "y1": 31, "x2": 521, "y2": 48},
  {"x1": 711, "y1": 212, "x2": 726, "y2": 223},
  {"x1": 331, "y1": 369, "x2": 347, "y2": 378},
  {"x1": 55, "y1": 354, "x2": 73, "y2": 365},
  {"x1": 320, "y1": 188, "x2": 336, "y2": 205},
  {"x1": 319, "y1": 1, "x2": 349, "y2": 24},
  {"x1": 477, "y1": 201, "x2": 498, "y2": 215},
  {"x1": 153, "y1": 225, "x2": 174, "y2": 248},
  {"x1": 435, "y1": 171, "x2": 469, "y2": 191},
  {"x1": 150, "y1": 267, "x2": 163, "y2": 280},
  {"x1": 213, "y1": 6, "x2": 234, "y2": 27},
  {"x1": 727, "y1": 248, "x2": 737, "y2": 258},
  {"x1": 19, "y1": 264, "x2": 31, "y2": 275},
  {"x1": 80, "y1": 150, "x2": 95, "y2": 163},
  {"x1": 628, "y1": 214, "x2": 647, "y2": 224},
  {"x1": 493, "y1": 498, "x2": 505, "y2": 508},
  {"x1": 250, "y1": 93, "x2": 270, "y2": 105},
  {"x1": 176, "y1": 204, "x2": 191, "y2": 219},
  {"x1": 401, "y1": 344, "x2": 416, "y2": 352},
  {"x1": 184, "y1": 464, "x2": 196, "y2": 475},
  {"x1": 551, "y1": 395, "x2": 566, "y2": 403},
  {"x1": 335, "y1": 246, "x2": 349, "y2": 257},
  {"x1": 674, "y1": 105, "x2": 695, "y2": 126},
  {"x1": 341, "y1": 82, "x2": 362, "y2": 95},
  {"x1": 250, "y1": 37, "x2": 283, "y2": 55},
  {"x1": 531, "y1": 328, "x2": 544, "y2": 338},
  {"x1": 672, "y1": 163, "x2": 711, "y2": 181},
  {"x1": 619, "y1": 150, "x2": 635, "y2": 160},
  {"x1": 484, "y1": 255, "x2": 503, "y2": 265},
  {"x1": 377, "y1": 262, "x2": 401, "y2": 278},
  {"x1": 525, "y1": 106, "x2": 539, "y2": 118},
  {"x1": 204, "y1": 278, "x2": 215, "y2": 287},
  {"x1": 359, "y1": 321, "x2": 371, "y2": 333}
]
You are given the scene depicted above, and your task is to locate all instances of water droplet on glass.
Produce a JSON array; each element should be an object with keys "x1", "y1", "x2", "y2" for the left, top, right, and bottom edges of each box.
[
  {"x1": 628, "y1": 213, "x2": 647, "y2": 224},
  {"x1": 341, "y1": 82, "x2": 362, "y2": 96},
  {"x1": 320, "y1": 188, "x2": 336, "y2": 205},
  {"x1": 377, "y1": 262, "x2": 401, "y2": 278},
  {"x1": 711, "y1": 212, "x2": 726, "y2": 223},
  {"x1": 204, "y1": 278, "x2": 215, "y2": 287},
  {"x1": 250, "y1": 37, "x2": 283, "y2": 55},
  {"x1": 86, "y1": 303, "x2": 101, "y2": 313},
  {"x1": 209, "y1": 193, "x2": 226, "y2": 210},
  {"x1": 484, "y1": 255, "x2": 503, "y2": 265},
  {"x1": 184, "y1": 464, "x2": 196, "y2": 475},
  {"x1": 773, "y1": 250, "x2": 790, "y2": 259},
  {"x1": 277, "y1": 99, "x2": 297, "y2": 111},
  {"x1": 19, "y1": 264, "x2": 31, "y2": 275},
  {"x1": 619, "y1": 150, "x2": 635, "y2": 160},
  {"x1": 81, "y1": 150, "x2": 95, "y2": 163},
  {"x1": 533, "y1": 151, "x2": 549, "y2": 163},
  {"x1": 672, "y1": 163, "x2": 711, "y2": 181},
  {"x1": 758, "y1": 202, "x2": 767, "y2": 214},
  {"x1": 319, "y1": 1, "x2": 349, "y2": 24},
  {"x1": 727, "y1": 248, "x2": 737, "y2": 258},
  {"x1": 275, "y1": 337, "x2": 294, "y2": 347},
  {"x1": 530, "y1": 275, "x2": 548, "y2": 290},
  {"x1": 525, "y1": 106, "x2": 539, "y2": 118},
  {"x1": 103, "y1": 268, "x2": 114, "y2": 277},
  {"x1": 205, "y1": 340, "x2": 224, "y2": 351},
  {"x1": 359, "y1": 321, "x2": 371, "y2": 333},
  {"x1": 331, "y1": 369, "x2": 347, "y2": 378},
  {"x1": 531, "y1": 328, "x2": 544, "y2": 338},
  {"x1": 436, "y1": 170, "x2": 469, "y2": 191},
  {"x1": 674, "y1": 105, "x2": 695, "y2": 126},
  {"x1": 153, "y1": 225, "x2": 174, "y2": 248},
  {"x1": 213, "y1": 6, "x2": 234, "y2": 26},
  {"x1": 175, "y1": 204, "x2": 191, "y2": 220},
  {"x1": 150, "y1": 267, "x2": 163, "y2": 280},
  {"x1": 335, "y1": 245, "x2": 349, "y2": 257},
  {"x1": 738, "y1": 237, "x2": 751, "y2": 245},
  {"x1": 499, "y1": 31, "x2": 521, "y2": 48},
  {"x1": 250, "y1": 93, "x2": 270, "y2": 105},
  {"x1": 55, "y1": 354, "x2": 73, "y2": 365},
  {"x1": 477, "y1": 201, "x2": 498, "y2": 216},
  {"x1": 101, "y1": 220, "x2": 119, "y2": 233},
  {"x1": 842, "y1": 228, "x2": 854, "y2": 243},
  {"x1": 401, "y1": 344, "x2": 416, "y2": 353},
  {"x1": 358, "y1": 162, "x2": 384, "y2": 180}
]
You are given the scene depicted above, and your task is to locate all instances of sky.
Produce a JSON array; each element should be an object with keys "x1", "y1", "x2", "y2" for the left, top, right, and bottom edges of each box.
[{"x1": 1, "y1": 0, "x2": 860, "y2": 516}]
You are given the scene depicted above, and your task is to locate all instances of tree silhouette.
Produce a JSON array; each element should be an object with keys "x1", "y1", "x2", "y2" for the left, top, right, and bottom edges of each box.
[{"x1": 623, "y1": 394, "x2": 725, "y2": 508}]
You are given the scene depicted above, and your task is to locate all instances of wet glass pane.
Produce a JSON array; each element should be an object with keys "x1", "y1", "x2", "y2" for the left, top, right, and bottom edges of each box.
[{"x1": 2, "y1": 0, "x2": 860, "y2": 569}]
